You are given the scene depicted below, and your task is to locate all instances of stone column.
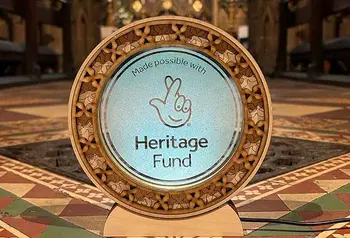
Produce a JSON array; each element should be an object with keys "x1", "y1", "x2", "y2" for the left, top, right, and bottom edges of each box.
[
  {"x1": 24, "y1": 0, "x2": 39, "y2": 78},
  {"x1": 62, "y1": 1, "x2": 74, "y2": 78},
  {"x1": 276, "y1": 0, "x2": 288, "y2": 73},
  {"x1": 308, "y1": 0, "x2": 323, "y2": 77}
]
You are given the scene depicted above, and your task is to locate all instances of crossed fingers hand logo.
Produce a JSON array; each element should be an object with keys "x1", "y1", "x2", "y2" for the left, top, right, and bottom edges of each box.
[{"x1": 149, "y1": 75, "x2": 192, "y2": 128}]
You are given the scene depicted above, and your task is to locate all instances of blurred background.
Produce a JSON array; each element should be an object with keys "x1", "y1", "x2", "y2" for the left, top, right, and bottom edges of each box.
[
  {"x1": 0, "y1": 0, "x2": 349, "y2": 86},
  {"x1": 0, "y1": 2, "x2": 349, "y2": 237}
]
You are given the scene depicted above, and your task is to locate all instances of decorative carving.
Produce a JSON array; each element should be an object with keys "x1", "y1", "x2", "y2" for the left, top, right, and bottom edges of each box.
[{"x1": 69, "y1": 16, "x2": 272, "y2": 219}]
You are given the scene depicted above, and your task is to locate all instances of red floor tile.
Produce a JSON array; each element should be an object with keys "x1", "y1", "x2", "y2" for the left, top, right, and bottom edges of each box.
[
  {"x1": 314, "y1": 169, "x2": 350, "y2": 180},
  {"x1": 0, "y1": 226, "x2": 17, "y2": 237},
  {"x1": 59, "y1": 198, "x2": 109, "y2": 216},
  {"x1": 238, "y1": 194, "x2": 290, "y2": 212},
  {"x1": 0, "y1": 172, "x2": 34, "y2": 184},
  {"x1": 335, "y1": 193, "x2": 350, "y2": 206},
  {"x1": 2, "y1": 216, "x2": 52, "y2": 238},
  {"x1": 308, "y1": 109, "x2": 350, "y2": 120},
  {"x1": 0, "y1": 110, "x2": 42, "y2": 122},
  {"x1": 331, "y1": 225, "x2": 350, "y2": 235},
  {"x1": 23, "y1": 184, "x2": 67, "y2": 199},
  {"x1": 278, "y1": 180, "x2": 326, "y2": 194},
  {"x1": 298, "y1": 211, "x2": 350, "y2": 232},
  {"x1": 0, "y1": 197, "x2": 15, "y2": 210}
]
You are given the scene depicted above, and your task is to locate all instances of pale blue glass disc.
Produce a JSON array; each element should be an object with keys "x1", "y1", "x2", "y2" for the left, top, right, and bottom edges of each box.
[{"x1": 99, "y1": 46, "x2": 244, "y2": 188}]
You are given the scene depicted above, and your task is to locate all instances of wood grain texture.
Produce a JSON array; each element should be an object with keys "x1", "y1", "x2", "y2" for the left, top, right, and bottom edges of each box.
[{"x1": 68, "y1": 16, "x2": 272, "y2": 219}]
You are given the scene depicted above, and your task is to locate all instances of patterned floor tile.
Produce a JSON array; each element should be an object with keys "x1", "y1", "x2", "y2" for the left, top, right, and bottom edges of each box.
[
  {"x1": 6, "y1": 105, "x2": 67, "y2": 119},
  {"x1": 0, "y1": 219, "x2": 24, "y2": 237},
  {"x1": 60, "y1": 215, "x2": 107, "y2": 235},
  {"x1": 296, "y1": 193, "x2": 349, "y2": 212},
  {"x1": 238, "y1": 194, "x2": 290, "y2": 212},
  {"x1": 0, "y1": 110, "x2": 42, "y2": 122},
  {"x1": 278, "y1": 193, "x2": 326, "y2": 211},
  {"x1": 0, "y1": 184, "x2": 35, "y2": 197},
  {"x1": 1, "y1": 197, "x2": 55, "y2": 218},
  {"x1": 273, "y1": 103, "x2": 342, "y2": 117},
  {"x1": 0, "y1": 188, "x2": 16, "y2": 198},
  {"x1": 340, "y1": 169, "x2": 350, "y2": 176},
  {"x1": 0, "y1": 197, "x2": 15, "y2": 210},
  {"x1": 315, "y1": 169, "x2": 350, "y2": 180},
  {"x1": 0, "y1": 173, "x2": 37, "y2": 183},
  {"x1": 309, "y1": 109, "x2": 350, "y2": 120},
  {"x1": 23, "y1": 184, "x2": 67, "y2": 199},
  {"x1": 0, "y1": 125, "x2": 13, "y2": 132},
  {"x1": 0, "y1": 114, "x2": 68, "y2": 148},
  {"x1": 249, "y1": 211, "x2": 315, "y2": 236},
  {"x1": 335, "y1": 194, "x2": 350, "y2": 207},
  {"x1": 284, "y1": 97, "x2": 350, "y2": 106},
  {"x1": 332, "y1": 184, "x2": 350, "y2": 194},
  {"x1": 0, "y1": 98, "x2": 61, "y2": 107},
  {"x1": 0, "y1": 147, "x2": 347, "y2": 236},
  {"x1": 278, "y1": 180, "x2": 327, "y2": 194},
  {"x1": 314, "y1": 180, "x2": 350, "y2": 193},
  {"x1": 239, "y1": 211, "x2": 290, "y2": 235},
  {"x1": 298, "y1": 211, "x2": 350, "y2": 232},
  {"x1": 0, "y1": 183, "x2": 101, "y2": 238},
  {"x1": 2, "y1": 217, "x2": 52, "y2": 238},
  {"x1": 39, "y1": 217, "x2": 100, "y2": 238},
  {"x1": 59, "y1": 198, "x2": 109, "y2": 217},
  {"x1": 272, "y1": 127, "x2": 350, "y2": 145},
  {"x1": 24, "y1": 198, "x2": 72, "y2": 216},
  {"x1": 315, "y1": 216, "x2": 350, "y2": 238},
  {"x1": 327, "y1": 224, "x2": 350, "y2": 237},
  {"x1": 0, "y1": 229, "x2": 18, "y2": 238}
]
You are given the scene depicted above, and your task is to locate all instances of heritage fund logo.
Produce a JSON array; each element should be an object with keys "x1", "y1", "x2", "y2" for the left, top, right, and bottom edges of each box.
[
  {"x1": 149, "y1": 75, "x2": 192, "y2": 128},
  {"x1": 100, "y1": 47, "x2": 242, "y2": 186}
]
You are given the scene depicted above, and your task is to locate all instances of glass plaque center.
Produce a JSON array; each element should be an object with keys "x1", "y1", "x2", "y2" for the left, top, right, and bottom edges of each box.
[{"x1": 99, "y1": 47, "x2": 244, "y2": 188}]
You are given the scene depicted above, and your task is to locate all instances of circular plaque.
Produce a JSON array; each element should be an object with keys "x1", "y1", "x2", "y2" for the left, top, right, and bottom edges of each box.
[{"x1": 69, "y1": 16, "x2": 272, "y2": 219}]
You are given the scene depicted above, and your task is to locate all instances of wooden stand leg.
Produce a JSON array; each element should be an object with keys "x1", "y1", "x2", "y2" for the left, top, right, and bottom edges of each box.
[{"x1": 103, "y1": 201, "x2": 243, "y2": 236}]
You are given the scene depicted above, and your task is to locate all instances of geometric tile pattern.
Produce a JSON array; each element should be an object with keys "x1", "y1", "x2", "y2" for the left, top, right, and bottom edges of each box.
[
  {"x1": 0, "y1": 152, "x2": 349, "y2": 237},
  {"x1": 237, "y1": 153, "x2": 350, "y2": 236},
  {"x1": 270, "y1": 79, "x2": 350, "y2": 145},
  {"x1": 234, "y1": 153, "x2": 350, "y2": 206},
  {"x1": 273, "y1": 126, "x2": 350, "y2": 145},
  {"x1": 0, "y1": 156, "x2": 114, "y2": 210},
  {"x1": 0, "y1": 187, "x2": 100, "y2": 238},
  {"x1": 0, "y1": 118, "x2": 68, "y2": 147},
  {"x1": 0, "y1": 81, "x2": 70, "y2": 148},
  {"x1": 0, "y1": 170, "x2": 103, "y2": 237}
]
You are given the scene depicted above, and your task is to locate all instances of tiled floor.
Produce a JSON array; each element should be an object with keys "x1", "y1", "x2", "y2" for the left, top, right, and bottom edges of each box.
[
  {"x1": 0, "y1": 78, "x2": 349, "y2": 237},
  {"x1": 0, "y1": 152, "x2": 348, "y2": 237}
]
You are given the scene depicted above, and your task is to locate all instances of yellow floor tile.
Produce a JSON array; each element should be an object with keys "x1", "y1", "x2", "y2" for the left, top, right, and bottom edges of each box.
[
  {"x1": 314, "y1": 180, "x2": 350, "y2": 193},
  {"x1": 6, "y1": 104, "x2": 68, "y2": 118},
  {"x1": 340, "y1": 169, "x2": 350, "y2": 176},
  {"x1": 61, "y1": 215, "x2": 107, "y2": 235},
  {"x1": 277, "y1": 193, "x2": 326, "y2": 210},
  {"x1": 0, "y1": 183, "x2": 35, "y2": 197},
  {"x1": 272, "y1": 103, "x2": 341, "y2": 117},
  {"x1": 25, "y1": 198, "x2": 72, "y2": 215}
]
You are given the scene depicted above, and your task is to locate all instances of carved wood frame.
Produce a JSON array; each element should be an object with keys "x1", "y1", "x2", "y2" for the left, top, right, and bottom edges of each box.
[{"x1": 68, "y1": 16, "x2": 272, "y2": 219}]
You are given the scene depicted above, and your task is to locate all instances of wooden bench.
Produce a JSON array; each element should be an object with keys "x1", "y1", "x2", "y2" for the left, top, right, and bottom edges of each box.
[
  {"x1": 290, "y1": 36, "x2": 350, "y2": 75},
  {"x1": 0, "y1": 39, "x2": 59, "y2": 76}
]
